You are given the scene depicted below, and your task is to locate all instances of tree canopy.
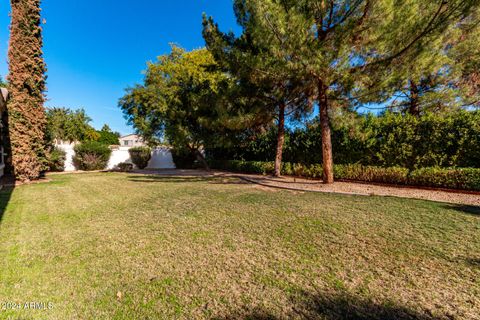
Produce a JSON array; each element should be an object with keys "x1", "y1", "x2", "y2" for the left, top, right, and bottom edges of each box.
[
  {"x1": 203, "y1": 0, "x2": 480, "y2": 183},
  {"x1": 97, "y1": 125, "x2": 120, "y2": 146},
  {"x1": 46, "y1": 108, "x2": 100, "y2": 144},
  {"x1": 120, "y1": 45, "x2": 268, "y2": 168}
]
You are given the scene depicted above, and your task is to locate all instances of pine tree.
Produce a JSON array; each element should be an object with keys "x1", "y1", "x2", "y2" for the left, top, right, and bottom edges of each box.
[
  {"x1": 207, "y1": 0, "x2": 479, "y2": 183},
  {"x1": 7, "y1": 0, "x2": 47, "y2": 181},
  {"x1": 203, "y1": 12, "x2": 313, "y2": 177}
]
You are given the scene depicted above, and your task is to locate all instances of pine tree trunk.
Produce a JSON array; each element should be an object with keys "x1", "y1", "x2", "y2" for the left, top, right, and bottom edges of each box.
[
  {"x1": 319, "y1": 82, "x2": 334, "y2": 184},
  {"x1": 409, "y1": 80, "x2": 420, "y2": 116},
  {"x1": 7, "y1": 0, "x2": 47, "y2": 181},
  {"x1": 274, "y1": 102, "x2": 285, "y2": 177}
]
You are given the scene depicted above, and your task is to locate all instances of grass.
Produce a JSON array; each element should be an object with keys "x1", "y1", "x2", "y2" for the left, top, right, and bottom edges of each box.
[{"x1": 0, "y1": 172, "x2": 478, "y2": 319}]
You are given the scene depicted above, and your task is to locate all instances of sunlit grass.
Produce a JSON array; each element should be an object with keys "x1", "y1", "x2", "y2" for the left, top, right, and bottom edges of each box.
[{"x1": 0, "y1": 172, "x2": 478, "y2": 319}]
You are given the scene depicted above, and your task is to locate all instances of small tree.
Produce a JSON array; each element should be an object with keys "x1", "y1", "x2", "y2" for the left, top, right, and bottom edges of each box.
[{"x1": 120, "y1": 46, "x2": 231, "y2": 169}]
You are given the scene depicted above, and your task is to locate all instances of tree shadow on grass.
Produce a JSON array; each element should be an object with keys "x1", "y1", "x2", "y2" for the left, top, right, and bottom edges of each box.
[
  {"x1": 0, "y1": 185, "x2": 14, "y2": 225},
  {"x1": 128, "y1": 175, "x2": 211, "y2": 183},
  {"x1": 441, "y1": 204, "x2": 480, "y2": 216},
  {"x1": 127, "y1": 175, "x2": 250, "y2": 185},
  {"x1": 215, "y1": 290, "x2": 445, "y2": 320}
]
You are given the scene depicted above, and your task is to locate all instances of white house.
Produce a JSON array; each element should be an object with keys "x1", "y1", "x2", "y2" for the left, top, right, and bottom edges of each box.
[
  {"x1": 119, "y1": 134, "x2": 146, "y2": 148},
  {"x1": 0, "y1": 88, "x2": 8, "y2": 179}
]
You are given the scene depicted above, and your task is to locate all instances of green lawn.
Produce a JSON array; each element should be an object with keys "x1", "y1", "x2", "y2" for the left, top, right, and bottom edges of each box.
[{"x1": 0, "y1": 173, "x2": 478, "y2": 319}]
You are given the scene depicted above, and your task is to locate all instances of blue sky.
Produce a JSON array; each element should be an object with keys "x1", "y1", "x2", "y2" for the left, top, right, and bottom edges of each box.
[{"x1": 0, "y1": 0, "x2": 239, "y2": 135}]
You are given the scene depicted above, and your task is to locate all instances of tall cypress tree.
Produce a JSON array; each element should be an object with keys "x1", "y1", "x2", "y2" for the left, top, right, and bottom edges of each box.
[{"x1": 7, "y1": 0, "x2": 47, "y2": 181}]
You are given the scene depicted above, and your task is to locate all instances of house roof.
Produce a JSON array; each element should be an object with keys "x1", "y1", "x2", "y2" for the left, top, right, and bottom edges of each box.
[{"x1": 120, "y1": 134, "x2": 141, "y2": 139}]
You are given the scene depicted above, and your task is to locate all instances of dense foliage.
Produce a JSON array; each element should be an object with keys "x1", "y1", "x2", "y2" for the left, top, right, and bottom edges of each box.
[
  {"x1": 208, "y1": 110, "x2": 480, "y2": 170},
  {"x1": 171, "y1": 148, "x2": 202, "y2": 169},
  {"x1": 73, "y1": 141, "x2": 112, "y2": 171},
  {"x1": 46, "y1": 108, "x2": 119, "y2": 147},
  {"x1": 46, "y1": 108, "x2": 99, "y2": 144},
  {"x1": 119, "y1": 46, "x2": 274, "y2": 169},
  {"x1": 203, "y1": 0, "x2": 479, "y2": 183},
  {"x1": 7, "y1": 0, "x2": 47, "y2": 181},
  {"x1": 97, "y1": 125, "x2": 120, "y2": 146},
  {"x1": 119, "y1": 2, "x2": 480, "y2": 183},
  {"x1": 120, "y1": 47, "x2": 223, "y2": 168},
  {"x1": 210, "y1": 160, "x2": 480, "y2": 191},
  {"x1": 45, "y1": 146, "x2": 66, "y2": 172},
  {"x1": 128, "y1": 146, "x2": 151, "y2": 169}
]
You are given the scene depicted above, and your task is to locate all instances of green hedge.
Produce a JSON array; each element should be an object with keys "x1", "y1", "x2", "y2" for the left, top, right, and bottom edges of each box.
[
  {"x1": 129, "y1": 146, "x2": 151, "y2": 169},
  {"x1": 209, "y1": 160, "x2": 480, "y2": 191},
  {"x1": 206, "y1": 110, "x2": 480, "y2": 169},
  {"x1": 73, "y1": 141, "x2": 112, "y2": 171},
  {"x1": 409, "y1": 167, "x2": 480, "y2": 191}
]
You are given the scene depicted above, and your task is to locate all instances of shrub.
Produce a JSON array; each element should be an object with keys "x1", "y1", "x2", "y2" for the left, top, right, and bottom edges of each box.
[
  {"x1": 129, "y1": 146, "x2": 151, "y2": 169},
  {"x1": 114, "y1": 162, "x2": 134, "y2": 172},
  {"x1": 334, "y1": 165, "x2": 409, "y2": 185},
  {"x1": 73, "y1": 141, "x2": 112, "y2": 171},
  {"x1": 46, "y1": 147, "x2": 66, "y2": 172},
  {"x1": 206, "y1": 110, "x2": 480, "y2": 169},
  {"x1": 209, "y1": 160, "x2": 480, "y2": 191},
  {"x1": 409, "y1": 167, "x2": 480, "y2": 191}
]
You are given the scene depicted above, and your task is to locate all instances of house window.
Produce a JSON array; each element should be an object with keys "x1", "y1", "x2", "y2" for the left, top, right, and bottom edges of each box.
[{"x1": 123, "y1": 140, "x2": 131, "y2": 146}]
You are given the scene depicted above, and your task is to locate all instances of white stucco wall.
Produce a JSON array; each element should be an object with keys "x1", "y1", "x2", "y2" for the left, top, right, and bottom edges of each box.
[
  {"x1": 56, "y1": 143, "x2": 76, "y2": 172},
  {"x1": 107, "y1": 147, "x2": 132, "y2": 170},
  {"x1": 56, "y1": 144, "x2": 176, "y2": 171},
  {"x1": 147, "y1": 147, "x2": 176, "y2": 169}
]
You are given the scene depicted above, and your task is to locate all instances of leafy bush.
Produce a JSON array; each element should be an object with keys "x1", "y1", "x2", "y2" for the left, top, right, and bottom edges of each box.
[
  {"x1": 46, "y1": 147, "x2": 66, "y2": 172},
  {"x1": 209, "y1": 160, "x2": 480, "y2": 191},
  {"x1": 409, "y1": 167, "x2": 480, "y2": 190},
  {"x1": 73, "y1": 141, "x2": 112, "y2": 171},
  {"x1": 114, "y1": 162, "x2": 134, "y2": 172},
  {"x1": 129, "y1": 146, "x2": 152, "y2": 169},
  {"x1": 334, "y1": 165, "x2": 409, "y2": 185}
]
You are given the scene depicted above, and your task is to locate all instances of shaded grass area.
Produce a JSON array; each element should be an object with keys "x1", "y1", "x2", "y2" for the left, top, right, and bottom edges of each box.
[{"x1": 0, "y1": 172, "x2": 478, "y2": 319}]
